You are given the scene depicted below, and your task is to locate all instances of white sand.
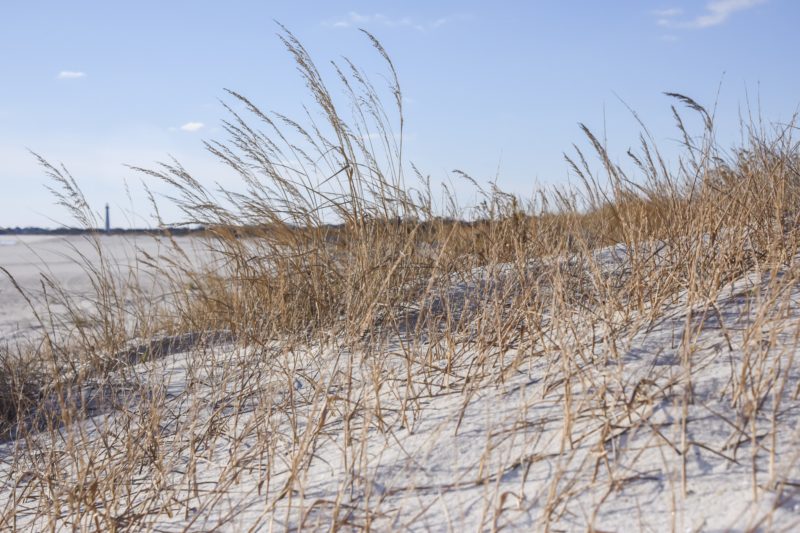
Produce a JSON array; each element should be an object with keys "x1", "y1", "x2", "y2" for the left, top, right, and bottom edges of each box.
[
  {"x1": 0, "y1": 234, "x2": 212, "y2": 342},
  {"x1": 1, "y1": 238, "x2": 800, "y2": 531}
]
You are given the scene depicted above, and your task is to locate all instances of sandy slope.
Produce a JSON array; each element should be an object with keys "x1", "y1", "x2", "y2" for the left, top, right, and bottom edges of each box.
[
  {"x1": 148, "y1": 270, "x2": 800, "y2": 531},
  {"x1": 1, "y1": 240, "x2": 800, "y2": 531}
]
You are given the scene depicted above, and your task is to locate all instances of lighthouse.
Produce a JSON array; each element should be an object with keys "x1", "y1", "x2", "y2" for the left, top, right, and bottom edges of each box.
[{"x1": 105, "y1": 203, "x2": 110, "y2": 233}]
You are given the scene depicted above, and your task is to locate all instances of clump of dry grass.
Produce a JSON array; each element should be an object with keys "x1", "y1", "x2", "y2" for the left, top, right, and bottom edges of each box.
[{"x1": 2, "y1": 27, "x2": 800, "y2": 531}]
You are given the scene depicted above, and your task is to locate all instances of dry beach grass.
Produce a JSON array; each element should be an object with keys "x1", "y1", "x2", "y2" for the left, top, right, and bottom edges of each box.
[{"x1": 2, "y1": 29, "x2": 800, "y2": 531}]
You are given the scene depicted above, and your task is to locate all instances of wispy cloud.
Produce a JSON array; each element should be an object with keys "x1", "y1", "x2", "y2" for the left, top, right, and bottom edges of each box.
[
  {"x1": 57, "y1": 71, "x2": 86, "y2": 80},
  {"x1": 688, "y1": 0, "x2": 766, "y2": 28},
  {"x1": 653, "y1": 8, "x2": 684, "y2": 17},
  {"x1": 653, "y1": 7, "x2": 682, "y2": 27},
  {"x1": 654, "y1": 0, "x2": 766, "y2": 30},
  {"x1": 324, "y1": 12, "x2": 465, "y2": 32},
  {"x1": 180, "y1": 122, "x2": 204, "y2": 132}
]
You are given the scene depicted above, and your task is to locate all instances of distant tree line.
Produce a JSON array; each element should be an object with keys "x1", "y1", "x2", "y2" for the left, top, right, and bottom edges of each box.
[{"x1": 0, "y1": 226, "x2": 207, "y2": 236}]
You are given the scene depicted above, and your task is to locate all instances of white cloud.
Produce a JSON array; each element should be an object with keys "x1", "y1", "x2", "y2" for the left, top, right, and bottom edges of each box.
[
  {"x1": 324, "y1": 12, "x2": 465, "y2": 31},
  {"x1": 656, "y1": 0, "x2": 767, "y2": 30},
  {"x1": 654, "y1": 7, "x2": 682, "y2": 26},
  {"x1": 180, "y1": 122, "x2": 204, "y2": 132},
  {"x1": 57, "y1": 71, "x2": 86, "y2": 80},
  {"x1": 688, "y1": 0, "x2": 766, "y2": 28},
  {"x1": 653, "y1": 8, "x2": 683, "y2": 17}
]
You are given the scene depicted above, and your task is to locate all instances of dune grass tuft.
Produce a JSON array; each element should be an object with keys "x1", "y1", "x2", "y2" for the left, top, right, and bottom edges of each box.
[{"x1": 2, "y1": 28, "x2": 800, "y2": 531}]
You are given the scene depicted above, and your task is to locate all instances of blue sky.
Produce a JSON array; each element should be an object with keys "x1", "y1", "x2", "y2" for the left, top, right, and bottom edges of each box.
[{"x1": 1, "y1": 0, "x2": 797, "y2": 227}]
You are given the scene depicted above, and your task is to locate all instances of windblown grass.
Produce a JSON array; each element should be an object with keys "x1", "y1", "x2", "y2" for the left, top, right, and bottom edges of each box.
[{"x1": 2, "y1": 27, "x2": 800, "y2": 531}]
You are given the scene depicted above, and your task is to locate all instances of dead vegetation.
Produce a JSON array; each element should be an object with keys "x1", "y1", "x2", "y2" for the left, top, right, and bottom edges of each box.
[{"x1": 1, "y1": 28, "x2": 800, "y2": 531}]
